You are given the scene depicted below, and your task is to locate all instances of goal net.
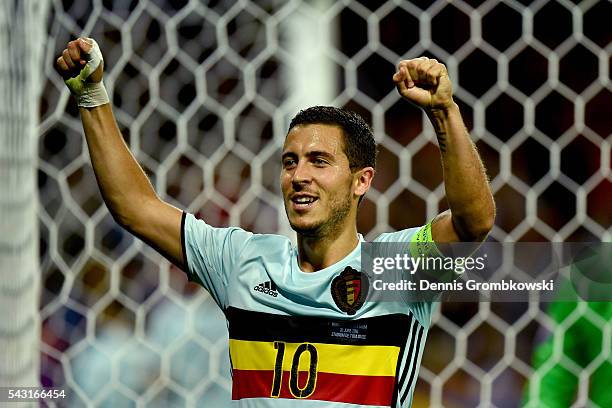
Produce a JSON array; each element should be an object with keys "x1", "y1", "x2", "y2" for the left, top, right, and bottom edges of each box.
[{"x1": 36, "y1": 0, "x2": 610, "y2": 406}]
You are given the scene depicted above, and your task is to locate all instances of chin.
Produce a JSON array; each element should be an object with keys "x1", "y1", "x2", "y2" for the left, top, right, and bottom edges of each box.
[{"x1": 288, "y1": 218, "x2": 323, "y2": 236}]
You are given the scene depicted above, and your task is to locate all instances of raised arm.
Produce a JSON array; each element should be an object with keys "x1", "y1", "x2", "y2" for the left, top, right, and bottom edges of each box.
[
  {"x1": 56, "y1": 38, "x2": 184, "y2": 267},
  {"x1": 393, "y1": 57, "x2": 495, "y2": 243}
]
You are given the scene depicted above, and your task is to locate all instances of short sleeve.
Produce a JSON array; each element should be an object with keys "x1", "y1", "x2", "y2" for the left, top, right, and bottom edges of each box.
[
  {"x1": 374, "y1": 224, "x2": 441, "y2": 328},
  {"x1": 374, "y1": 222, "x2": 443, "y2": 258},
  {"x1": 181, "y1": 212, "x2": 253, "y2": 308}
]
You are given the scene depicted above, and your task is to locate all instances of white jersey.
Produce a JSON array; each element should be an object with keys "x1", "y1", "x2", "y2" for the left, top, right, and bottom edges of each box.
[{"x1": 182, "y1": 212, "x2": 437, "y2": 407}]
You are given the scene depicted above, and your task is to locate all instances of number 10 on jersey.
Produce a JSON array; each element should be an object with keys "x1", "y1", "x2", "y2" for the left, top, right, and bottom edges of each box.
[{"x1": 271, "y1": 341, "x2": 319, "y2": 398}]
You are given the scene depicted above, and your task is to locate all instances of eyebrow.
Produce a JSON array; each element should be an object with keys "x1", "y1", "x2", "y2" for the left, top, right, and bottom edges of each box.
[
  {"x1": 281, "y1": 151, "x2": 296, "y2": 161},
  {"x1": 307, "y1": 151, "x2": 335, "y2": 160},
  {"x1": 281, "y1": 150, "x2": 335, "y2": 161}
]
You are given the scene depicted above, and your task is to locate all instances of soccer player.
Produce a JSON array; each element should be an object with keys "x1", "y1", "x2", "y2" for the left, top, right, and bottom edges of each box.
[{"x1": 56, "y1": 38, "x2": 494, "y2": 407}]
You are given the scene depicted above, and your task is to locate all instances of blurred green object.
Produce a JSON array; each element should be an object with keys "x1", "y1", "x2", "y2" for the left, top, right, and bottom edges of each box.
[{"x1": 524, "y1": 244, "x2": 612, "y2": 407}]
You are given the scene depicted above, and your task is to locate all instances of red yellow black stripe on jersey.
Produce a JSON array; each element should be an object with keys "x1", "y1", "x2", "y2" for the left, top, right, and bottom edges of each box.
[{"x1": 225, "y1": 307, "x2": 424, "y2": 407}]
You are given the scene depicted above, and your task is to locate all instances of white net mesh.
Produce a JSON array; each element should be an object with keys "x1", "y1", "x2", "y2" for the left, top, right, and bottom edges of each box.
[{"x1": 38, "y1": 0, "x2": 610, "y2": 406}]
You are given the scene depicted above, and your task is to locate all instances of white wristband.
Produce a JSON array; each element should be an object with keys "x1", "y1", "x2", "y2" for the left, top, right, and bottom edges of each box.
[
  {"x1": 75, "y1": 81, "x2": 109, "y2": 108},
  {"x1": 64, "y1": 38, "x2": 110, "y2": 108}
]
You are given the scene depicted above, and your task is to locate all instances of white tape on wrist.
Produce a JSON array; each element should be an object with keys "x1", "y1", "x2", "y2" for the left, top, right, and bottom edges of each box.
[
  {"x1": 76, "y1": 82, "x2": 109, "y2": 108},
  {"x1": 64, "y1": 38, "x2": 110, "y2": 108}
]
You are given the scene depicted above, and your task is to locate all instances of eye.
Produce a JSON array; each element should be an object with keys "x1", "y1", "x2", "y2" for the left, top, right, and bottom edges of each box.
[
  {"x1": 312, "y1": 158, "x2": 328, "y2": 166},
  {"x1": 282, "y1": 158, "x2": 296, "y2": 168}
]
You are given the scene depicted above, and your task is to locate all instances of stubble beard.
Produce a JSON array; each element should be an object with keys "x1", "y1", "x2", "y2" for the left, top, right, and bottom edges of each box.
[{"x1": 287, "y1": 191, "x2": 353, "y2": 238}]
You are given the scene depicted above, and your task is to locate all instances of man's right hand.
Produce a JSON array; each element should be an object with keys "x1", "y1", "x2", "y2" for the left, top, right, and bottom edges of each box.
[
  {"x1": 56, "y1": 38, "x2": 103, "y2": 82},
  {"x1": 55, "y1": 38, "x2": 108, "y2": 107}
]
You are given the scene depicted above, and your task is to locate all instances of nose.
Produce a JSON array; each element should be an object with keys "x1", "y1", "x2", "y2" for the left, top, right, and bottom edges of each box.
[{"x1": 291, "y1": 161, "x2": 312, "y2": 186}]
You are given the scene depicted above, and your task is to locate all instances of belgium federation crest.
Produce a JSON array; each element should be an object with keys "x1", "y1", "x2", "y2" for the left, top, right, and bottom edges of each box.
[{"x1": 331, "y1": 266, "x2": 369, "y2": 315}]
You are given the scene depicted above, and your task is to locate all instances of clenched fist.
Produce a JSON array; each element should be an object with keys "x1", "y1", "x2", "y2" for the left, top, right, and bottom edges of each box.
[
  {"x1": 55, "y1": 38, "x2": 108, "y2": 108},
  {"x1": 393, "y1": 57, "x2": 453, "y2": 111}
]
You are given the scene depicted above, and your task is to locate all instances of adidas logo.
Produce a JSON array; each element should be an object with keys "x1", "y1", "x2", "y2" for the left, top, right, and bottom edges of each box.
[{"x1": 254, "y1": 280, "x2": 278, "y2": 297}]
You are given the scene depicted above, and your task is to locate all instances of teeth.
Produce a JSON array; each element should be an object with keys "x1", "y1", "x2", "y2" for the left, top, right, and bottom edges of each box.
[{"x1": 295, "y1": 197, "x2": 314, "y2": 203}]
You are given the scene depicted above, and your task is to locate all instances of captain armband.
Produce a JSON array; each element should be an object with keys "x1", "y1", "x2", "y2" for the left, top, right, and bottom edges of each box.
[{"x1": 409, "y1": 221, "x2": 443, "y2": 260}]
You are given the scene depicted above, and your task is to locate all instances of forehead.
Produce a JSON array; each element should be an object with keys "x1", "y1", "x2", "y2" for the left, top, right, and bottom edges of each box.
[{"x1": 283, "y1": 123, "x2": 345, "y2": 154}]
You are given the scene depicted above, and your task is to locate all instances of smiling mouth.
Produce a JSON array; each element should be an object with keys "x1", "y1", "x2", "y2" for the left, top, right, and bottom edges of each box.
[{"x1": 291, "y1": 196, "x2": 318, "y2": 210}]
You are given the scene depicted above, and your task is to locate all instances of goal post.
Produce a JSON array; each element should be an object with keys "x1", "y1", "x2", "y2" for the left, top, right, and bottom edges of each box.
[{"x1": 0, "y1": 0, "x2": 50, "y2": 393}]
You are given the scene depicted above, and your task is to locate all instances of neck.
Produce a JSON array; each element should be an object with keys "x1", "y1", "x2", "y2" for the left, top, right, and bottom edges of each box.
[{"x1": 296, "y1": 221, "x2": 360, "y2": 273}]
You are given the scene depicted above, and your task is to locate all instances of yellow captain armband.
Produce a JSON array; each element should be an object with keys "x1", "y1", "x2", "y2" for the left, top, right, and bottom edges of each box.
[
  {"x1": 408, "y1": 222, "x2": 459, "y2": 289},
  {"x1": 409, "y1": 221, "x2": 443, "y2": 260}
]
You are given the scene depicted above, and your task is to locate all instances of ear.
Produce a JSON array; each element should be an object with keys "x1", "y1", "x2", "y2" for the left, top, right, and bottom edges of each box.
[{"x1": 353, "y1": 167, "x2": 375, "y2": 199}]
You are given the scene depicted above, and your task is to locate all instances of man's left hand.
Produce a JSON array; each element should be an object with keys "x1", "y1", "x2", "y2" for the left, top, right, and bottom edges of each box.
[{"x1": 393, "y1": 57, "x2": 453, "y2": 111}]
